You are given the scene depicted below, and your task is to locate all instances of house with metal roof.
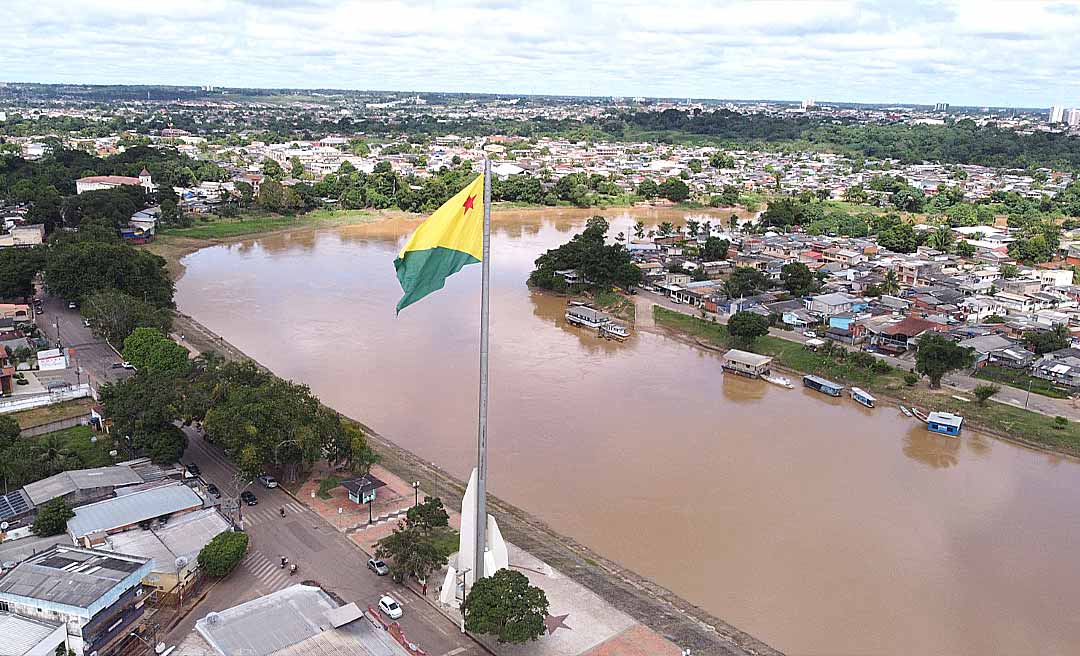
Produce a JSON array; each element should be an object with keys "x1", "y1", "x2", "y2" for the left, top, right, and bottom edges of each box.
[
  {"x1": 105, "y1": 508, "x2": 231, "y2": 595},
  {"x1": 68, "y1": 482, "x2": 204, "y2": 543},
  {"x1": 0, "y1": 611, "x2": 68, "y2": 656},
  {"x1": 23, "y1": 465, "x2": 144, "y2": 508},
  {"x1": 0, "y1": 545, "x2": 152, "y2": 655},
  {"x1": 194, "y1": 584, "x2": 383, "y2": 656}
]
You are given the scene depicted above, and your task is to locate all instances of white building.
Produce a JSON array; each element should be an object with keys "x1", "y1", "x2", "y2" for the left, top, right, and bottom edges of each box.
[
  {"x1": 75, "y1": 169, "x2": 154, "y2": 194},
  {"x1": 1067, "y1": 108, "x2": 1080, "y2": 128},
  {"x1": 1050, "y1": 105, "x2": 1065, "y2": 124}
]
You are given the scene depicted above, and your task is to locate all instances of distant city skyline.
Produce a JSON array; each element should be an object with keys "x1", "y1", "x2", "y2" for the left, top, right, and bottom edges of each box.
[{"x1": 6, "y1": 0, "x2": 1080, "y2": 108}]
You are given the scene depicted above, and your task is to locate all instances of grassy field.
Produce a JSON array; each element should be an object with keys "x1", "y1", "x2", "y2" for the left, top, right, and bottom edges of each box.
[
  {"x1": 36, "y1": 425, "x2": 117, "y2": 468},
  {"x1": 430, "y1": 526, "x2": 460, "y2": 560},
  {"x1": 593, "y1": 289, "x2": 636, "y2": 323},
  {"x1": 159, "y1": 209, "x2": 377, "y2": 240},
  {"x1": 653, "y1": 306, "x2": 1080, "y2": 454},
  {"x1": 317, "y1": 474, "x2": 344, "y2": 499},
  {"x1": 974, "y1": 365, "x2": 1070, "y2": 399}
]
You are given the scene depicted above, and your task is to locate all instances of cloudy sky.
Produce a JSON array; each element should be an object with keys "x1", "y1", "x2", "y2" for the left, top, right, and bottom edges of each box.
[{"x1": 5, "y1": 0, "x2": 1080, "y2": 107}]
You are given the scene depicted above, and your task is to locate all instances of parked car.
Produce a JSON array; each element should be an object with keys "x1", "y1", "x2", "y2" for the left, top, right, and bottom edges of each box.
[
  {"x1": 257, "y1": 474, "x2": 278, "y2": 488},
  {"x1": 82, "y1": 319, "x2": 90, "y2": 327},
  {"x1": 803, "y1": 331, "x2": 818, "y2": 338},
  {"x1": 378, "y1": 595, "x2": 403, "y2": 620},
  {"x1": 367, "y1": 558, "x2": 389, "y2": 576},
  {"x1": 121, "y1": 362, "x2": 136, "y2": 370},
  {"x1": 240, "y1": 490, "x2": 258, "y2": 506},
  {"x1": 67, "y1": 301, "x2": 77, "y2": 309},
  {"x1": 206, "y1": 483, "x2": 221, "y2": 498},
  {"x1": 185, "y1": 463, "x2": 201, "y2": 477},
  {"x1": 111, "y1": 363, "x2": 124, "y2": 369}
]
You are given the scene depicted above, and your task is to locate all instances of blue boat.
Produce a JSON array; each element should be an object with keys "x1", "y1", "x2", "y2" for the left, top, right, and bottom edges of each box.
[
  {"x1": 927, "y1": 411, "x2": 963, "y2": 437},
  {"x1": 803, "y1": 374, "x2": 844, "y2": 397}
]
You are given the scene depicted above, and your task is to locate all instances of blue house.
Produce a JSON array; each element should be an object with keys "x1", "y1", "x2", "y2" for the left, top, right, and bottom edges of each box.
[{"x1": 927, "y1": 411, "x2": 963, "y2": 436}]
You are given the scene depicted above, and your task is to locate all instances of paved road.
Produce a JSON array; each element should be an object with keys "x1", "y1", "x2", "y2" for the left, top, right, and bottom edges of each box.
[
  {"x1": 167, "y1": 427, "x2": 482, "y2": 656},
  {"x1": 33, "y1": 293, "x2": 133, "y2": 389},
  {"x1": 640, "y1": 289, "x2": 1080, "y2": 420}
]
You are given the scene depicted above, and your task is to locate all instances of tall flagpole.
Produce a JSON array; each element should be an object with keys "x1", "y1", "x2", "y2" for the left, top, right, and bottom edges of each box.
[{"x1": 474, "y1": 159, "x2": 492, "y2": 587}]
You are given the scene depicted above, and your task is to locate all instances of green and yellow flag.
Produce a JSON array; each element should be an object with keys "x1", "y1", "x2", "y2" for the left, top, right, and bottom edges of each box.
[{"x1": 394, "y1": 173, "x2": 485, "y2": 313}]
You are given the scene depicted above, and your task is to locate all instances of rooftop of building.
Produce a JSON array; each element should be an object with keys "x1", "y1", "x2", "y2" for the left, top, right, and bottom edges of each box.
[
  {"x1": 23, "y1": 465, "x2": 144, "y2": 506},
  {"x1": 0, "y1": 545, "x2": 149, "y2": 609},
  {"x1": 106, "y1": 508, "x2": 231, "y2": 575},
  {"x1": 67, "y1": 482, "x2": 204, "y2": 538},
  {"x1": 0, "y1": 611, "x2": 64, "y2": 656}
]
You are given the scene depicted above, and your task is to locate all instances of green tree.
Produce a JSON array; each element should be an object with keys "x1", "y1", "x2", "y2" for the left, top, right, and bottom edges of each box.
[
  {"x1": 927, "y1": 225, "x2": 954, "y2": 252},
  {"x1": 657, "y1": 177, "x2": 690, "y2": 202},
  {"x1": 1023, "y1": 324, "x2": 1070, "y2": 355},
  {"x1": 702, "y1": 237, "x2": 729, "y2": 261},
  {"x1": 262, "y1": 157, "x2": 284, "y2": 180},
  {"x1": 464, "y1": 569, "x2": 549, "y2": 644},
  {"x1": 1000, "y1": 263, "x2": 1019, "y2": 279},
  {"x1": 973, "y1": 384, "x2": 1000, "y2": 405},
  {"x1": 375, "y1": 524, "x2": 443, "y2": 584},
  {"x1": 915, "y1": 333, "x2": 975, "y2": 388},
  {"x1": 687, "y1": 158, "x2": 703, "y2": 174},
  {"x1": 122, "y1": 328, "x2": 191, "y2": 376},
  {"x1": 780, "y1": 262, "x2": 817, "y2": 297},
  {"x1": 725, "y1": 267, "x2": 768, "y2": 298},
  {"x1": 289, "y1": 157, "x2": 305, "y2": 178},
  {"x1": 82, "y1": 289, "x2": 172, "y2": 346},
  {"x1": 878, "y1": 222, "x2": 917, "y2": 253},
  {"x1": 633, "y1": 221, "x2": 645, "y2": 239},
  {"x1": 32, "y1": 498, "x2": 74, "y2": 536},
  {"x1": 637, "y1": 179, "x2": 658, "y2": 199},
  {"x1": 197, "y1": 531, "x2": 249, "y2": 577},
  {"x1": 955, "y1": 240, "x2": 976, "y2": 257},
  {"x1": 728, "y1": 311, "x2": 770, "y2": 348},
  {"x1": 0, "y1": 247, "x2": 45, "y2": 300},
  {"x1": 44, "y1": 240, "x2": 174, "y2": 308},
  {"x1": 406, "y1": 497, "x2": 449, "y2": 532},
  {"x1": 880, "y1": 270, "x2": 901, "y2": 295}
]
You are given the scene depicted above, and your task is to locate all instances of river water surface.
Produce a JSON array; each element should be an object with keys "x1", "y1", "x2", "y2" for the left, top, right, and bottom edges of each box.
[{"x1": 175, "y1": 209, "x2": 1080, "y2": 656}]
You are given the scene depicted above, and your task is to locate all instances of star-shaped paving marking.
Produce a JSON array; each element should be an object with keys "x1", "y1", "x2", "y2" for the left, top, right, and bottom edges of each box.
[{"x1": 544, "y1": 612, "x2": 572, "y2": 634}]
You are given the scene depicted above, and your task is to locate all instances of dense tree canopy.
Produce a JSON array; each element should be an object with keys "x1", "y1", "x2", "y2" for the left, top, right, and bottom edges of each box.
[
  {"x1": 198, "y1": 531, "x2": 249, "y2": 577},
  {"x1": 44, "y1": 239, "x2": 174, "y2": 306},
  {"x1": 464, "y1": 569, "x2": 549, "y2": 644},
  {"x1": 915, "y1": 333, "x2": 975, "y2": 388},
  {"x1": 529, "y1": 216, "x2": 643, "y2": 292},
  {"x1": 82, "y1": 289, "x2": 172, "y2": 346},
  {"x1": 122, "y1": 327, "x2": 191, "y2": 376},
  {"x1": 728, "y1": 311, "x2": 770, "y2": 348}
]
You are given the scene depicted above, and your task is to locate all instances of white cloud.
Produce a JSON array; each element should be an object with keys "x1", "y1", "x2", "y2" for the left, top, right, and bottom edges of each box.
[{"x1": 3, "y1": 0, "x2": 1079, "y2": 106}]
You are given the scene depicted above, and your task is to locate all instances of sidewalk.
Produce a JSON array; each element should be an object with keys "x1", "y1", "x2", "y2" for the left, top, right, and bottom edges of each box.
[{"x1": 296, "y1": 464, "x2": 685, "y2": 656}]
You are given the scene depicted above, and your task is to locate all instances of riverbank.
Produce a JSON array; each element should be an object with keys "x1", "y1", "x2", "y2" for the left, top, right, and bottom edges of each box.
[
  {"x1": 652, "y1": 305, "x2": 1080, "y2": 458},
  {"x1": 159, "y1": 245, "x2": 781, "y2": 654}
]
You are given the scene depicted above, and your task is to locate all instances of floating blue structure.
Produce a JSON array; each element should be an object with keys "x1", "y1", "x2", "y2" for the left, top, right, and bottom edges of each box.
[
  {"x1": 803, "y1": 374, "x2": 844, "y2": 397},
  {"x1": 927, "y1": 411, "x2": 963, "y2": 436}
]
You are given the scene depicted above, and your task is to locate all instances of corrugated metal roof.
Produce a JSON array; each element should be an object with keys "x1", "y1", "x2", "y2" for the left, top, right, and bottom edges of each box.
[
  {"x1": 23, "y1": 465, "x2": 143, "y2": 505},
  {"x1": 0, "y1": 612, "x2": 63, "y2": 656},
  {"x1": 68, "y1": 483, "x2": 203, "y2": 538},
  {"x1": 0, "y1": 545, "x2": 149, "y2": 609},
  {"x1": 106, "y1": 508, "x2": 231, "y2": 574}
]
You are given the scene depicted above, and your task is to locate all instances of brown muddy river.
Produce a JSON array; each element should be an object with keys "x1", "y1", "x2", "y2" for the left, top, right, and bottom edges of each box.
[{"x1": 176, "y1": 208, "x2": 1080, "y2": 656}]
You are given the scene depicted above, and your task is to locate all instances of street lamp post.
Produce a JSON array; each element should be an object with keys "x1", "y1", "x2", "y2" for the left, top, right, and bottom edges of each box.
[{"x1": 411, "y1": 480, "x2": 420, "y2": 507}]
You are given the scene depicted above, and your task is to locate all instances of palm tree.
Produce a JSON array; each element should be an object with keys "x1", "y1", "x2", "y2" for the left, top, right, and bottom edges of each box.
[
  {"x1": 633, "y1": 221, "x2": 645, "y2": 239},
  {"x1": 34, "y1": 436, "x2": 82, "y2": 476},
  {"x1": 880, "y1": 270, "x2": 901, "y2": 295},
  {"x1": 928, "y1": 225, "x2": 954, "y2": 252}
]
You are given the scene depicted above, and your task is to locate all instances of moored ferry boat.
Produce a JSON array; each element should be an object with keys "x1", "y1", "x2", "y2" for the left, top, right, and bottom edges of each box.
[
  {"x1": 850, "y1": 387, "x2": 876, "y2": 408},
  {"x1": 803, "y1": 374, "x2": 844, "y2": 397}
]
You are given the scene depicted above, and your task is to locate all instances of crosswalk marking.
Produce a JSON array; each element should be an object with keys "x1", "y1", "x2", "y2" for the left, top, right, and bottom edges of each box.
[
  {"x1": 241, "y1": 502, "x2": 310, "y2": 525},
  {"x1": 243, "y1": 550, "x2": 292, "y2": 592}
]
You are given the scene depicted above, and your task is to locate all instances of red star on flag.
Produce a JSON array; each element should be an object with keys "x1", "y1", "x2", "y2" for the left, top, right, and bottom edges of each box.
[{"x1": 463, "y1": 195, "x2": 476, "y2": 212}]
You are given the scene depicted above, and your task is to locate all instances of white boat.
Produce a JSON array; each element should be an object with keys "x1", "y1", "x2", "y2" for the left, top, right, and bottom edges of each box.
[
  {"x1": 850, "y1": 387, "x2": 876, "y2": 408},
  {"x1": 762, "y1": 374, "x2": 794, "y2": 389},
  {"x1": 898, "y1": 404, "x2": 913, "y2": 417},
  {"x1": 601, "y1": 322, "x2": 630, "y2": 340}
]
